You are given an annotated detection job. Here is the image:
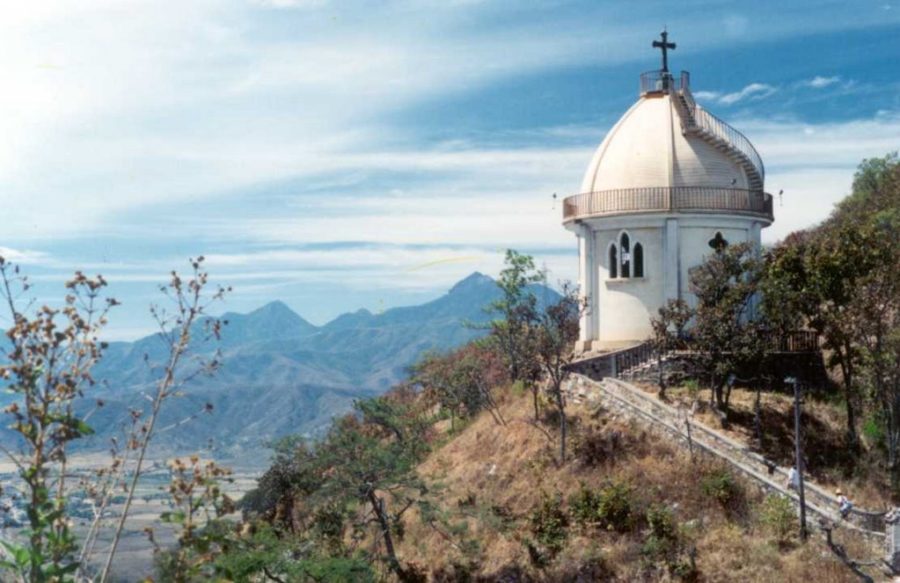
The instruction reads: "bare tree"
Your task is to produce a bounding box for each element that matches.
[650,299,692,400]
[97,257,229,582]
[536,281,584,463]
[0,258,117,582]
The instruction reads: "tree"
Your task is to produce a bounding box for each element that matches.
[0,261,117,582]
[760,231,815,339]
[840,155,900,483]
[316,399,429,581]
[805,223,876,450]
[488,250,544,419]
[689,242,767,420]
[535,282,583,463]
[0,256,229,582]
[98,258,229,582]
[649,299,692,400]
[761,153,900,456]
[413,341,508,428]
[152,457,235,582]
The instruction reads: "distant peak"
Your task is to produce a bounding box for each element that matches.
[246,301,315,329]
[449,272,494,294]
[250,300,296,316]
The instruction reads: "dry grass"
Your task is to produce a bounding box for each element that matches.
[394,388,886,581]
[635,381,892,510]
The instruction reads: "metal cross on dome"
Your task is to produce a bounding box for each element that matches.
[652,30,676,73]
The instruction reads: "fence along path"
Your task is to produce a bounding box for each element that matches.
[565,374,887,539]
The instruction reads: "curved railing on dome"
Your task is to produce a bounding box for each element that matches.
[691,107,766,185]
[640,70,766,188]
[561,187,773,223]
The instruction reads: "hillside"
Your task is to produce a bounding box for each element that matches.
[229,377,883,582]
[69,272,560,460]
[396,389,879,581]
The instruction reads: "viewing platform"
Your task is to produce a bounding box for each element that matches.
[562,186,774,223]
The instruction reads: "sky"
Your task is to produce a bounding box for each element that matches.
[1,0,898,339]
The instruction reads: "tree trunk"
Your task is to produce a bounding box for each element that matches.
[531,383,540,421]
[754,382,764,450]
[841,340,860,451]
[367,488,402,578]
[556,387,567,462]
[889,394,900,503]
[657,350,667,400]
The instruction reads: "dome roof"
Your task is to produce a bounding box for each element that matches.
[581,93,750,193]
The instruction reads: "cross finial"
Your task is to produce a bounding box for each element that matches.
[652,29,676,73]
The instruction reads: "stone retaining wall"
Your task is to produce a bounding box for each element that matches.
[565,374,887,539]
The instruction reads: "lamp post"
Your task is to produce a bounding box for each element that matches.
[785,376,808,540]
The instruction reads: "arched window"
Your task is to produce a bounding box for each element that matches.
[633,243,644,277]
[608,244,618,279]
[620,232,630,278]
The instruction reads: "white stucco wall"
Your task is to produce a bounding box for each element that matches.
[595,225,664,347]
[577,214,765,350]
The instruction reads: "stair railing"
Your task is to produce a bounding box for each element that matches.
[693,108,765,184]
[677,81,765,186]
[613,341,655,378]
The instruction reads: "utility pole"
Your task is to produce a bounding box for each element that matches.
[787,376,808,540]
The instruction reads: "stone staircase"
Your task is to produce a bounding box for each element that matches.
[565,373,888,539]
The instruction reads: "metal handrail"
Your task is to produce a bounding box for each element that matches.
[678,72,696,115]
[671,79,764,185]
[692,106,765,184]
[562,186,773,222]
[613,341,655,378]
[639,70,688,95]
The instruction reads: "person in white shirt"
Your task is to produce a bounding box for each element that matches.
[785,466,800,491]
[836,489,853,519]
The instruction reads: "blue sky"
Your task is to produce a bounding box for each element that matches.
[1,0,898,339]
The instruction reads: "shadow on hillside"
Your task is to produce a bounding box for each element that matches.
[727,401,856,478]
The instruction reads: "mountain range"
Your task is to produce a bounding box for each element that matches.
[61,272,560,462]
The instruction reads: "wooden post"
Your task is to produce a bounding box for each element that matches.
[788,376,808,540]
[684,411,694,462]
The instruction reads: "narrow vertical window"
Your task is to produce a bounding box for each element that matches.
[620,232,630,278]
[633,243,644,277]
[609,244,618,279]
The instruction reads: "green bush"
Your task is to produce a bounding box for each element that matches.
[759,494,795,544]
[646,504,677,542]
[642,505,681,571]
[528,491,569,556]
[863,416,885,445]
[568,483,600,528]
[682,379,701,399]
[596,481,634,532]
[701,468,742,510]
[312,503,346,552]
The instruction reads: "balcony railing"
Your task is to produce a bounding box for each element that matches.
[640,70,692,96]
[562,186,773,222]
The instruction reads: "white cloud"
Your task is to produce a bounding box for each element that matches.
[802,75,841,89]
[736,113,900,242]
[251,0,328,8]
[4,1,896,242]
[0,247,49,265]
[694,83,777,106]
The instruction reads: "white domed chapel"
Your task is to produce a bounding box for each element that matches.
[563,32,774,351]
